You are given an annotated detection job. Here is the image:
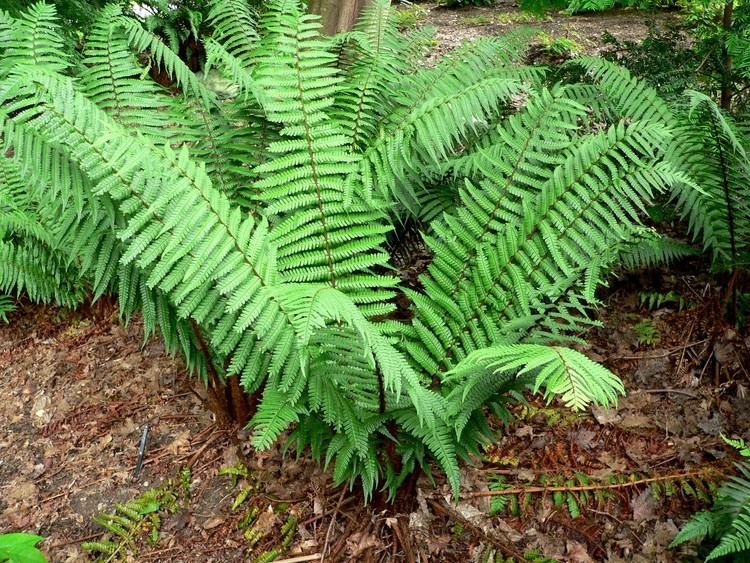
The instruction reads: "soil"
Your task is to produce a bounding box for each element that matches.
[2,5,749,563]
[5,262,749,562]
[412,1,681,59]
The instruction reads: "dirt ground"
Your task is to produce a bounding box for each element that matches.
[2,268,749,562]
[413,1,681,57]
[2,4,749,563]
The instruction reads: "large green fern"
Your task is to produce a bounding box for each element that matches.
[0,0,698,499]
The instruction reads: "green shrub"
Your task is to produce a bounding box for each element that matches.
[602,26,701,99]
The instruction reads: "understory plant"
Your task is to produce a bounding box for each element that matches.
[520,0,676,15]
[0,0,701,498]
[0,533,46,563]
[671,435,750,560]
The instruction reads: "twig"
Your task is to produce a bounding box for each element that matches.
[615,338,709,360]
[139,546,182,560]
[587,508,622,524]
[643,388,701,399]
[49,531,103,549]
[300,497,356,526]
[699,349,715,381]
[734,348,750,383]
[186,429,223,468]
[320,487,347,562]
[676,321,696,376]
[469,468,710,497]
[132,423,150,481]
[274,555,322,563]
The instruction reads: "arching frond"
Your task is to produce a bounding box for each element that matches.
[252,0,397,317]
[207,0,258,67]
[667,91,750,270]
[0,2,69,74]
[406,121,676,376]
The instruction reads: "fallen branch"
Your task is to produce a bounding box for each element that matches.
[615,339,709,361]
[469,468,716,497]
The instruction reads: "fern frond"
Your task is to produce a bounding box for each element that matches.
[204,38,265,106]
[352,76,526,208]
[252,0,397,317]
[0,2,69,75]
[395,409,460,494]
[673,462,750,560]
[250,385,302,449]
[270,284,445,427]
[1,71,297,391]
[0,294,16,322]
[708,510,750,559]
[448,344,623,413]
[667,91,750,269]
[116,13,216,107]
[618,228,698,270]
[446,85,586,181]
[206,0,258,67]
[406,120,676,376]
[570,57,674,127]
[0,154,84,307]
[79,5,182,140]
[331,0,410,151]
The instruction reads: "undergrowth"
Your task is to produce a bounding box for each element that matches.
[0,0,748,531]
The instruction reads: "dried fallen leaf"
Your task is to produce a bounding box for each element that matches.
[618,414,653,429]
[567,540,595,563]
[515,424,534,438]
[202,515,225,530]
[590,405,621,425]
[345,532,381,558]
[571,428,597,449]
[167,430,191,454]
[631,489,657,522]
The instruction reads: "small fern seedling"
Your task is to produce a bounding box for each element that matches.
[634,319,661,346]
[82,484,179,561]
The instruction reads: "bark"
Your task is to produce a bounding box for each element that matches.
[307,0,371,34]
[720,0,734,110]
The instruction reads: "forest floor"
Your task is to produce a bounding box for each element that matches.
[4,260,749,563]
[407,0,680,60]
[2,5,748,563]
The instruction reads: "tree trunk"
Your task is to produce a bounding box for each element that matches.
[720,0,734,110]
[307,0,370,34]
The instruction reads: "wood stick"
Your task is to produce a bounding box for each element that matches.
[468,468,710,497]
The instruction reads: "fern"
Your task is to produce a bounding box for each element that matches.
[82,484,178,561]
[252,0,397,319]
[618,229,698,270]
[672,462,750,560]
[0,2,69,74]
[667,91,750,271]
[78,5,183,141]
[0,294,15,322]
[723,434,750,458]
[0,0,698,500]
[446,345,624,415]
[207,0,258,67]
